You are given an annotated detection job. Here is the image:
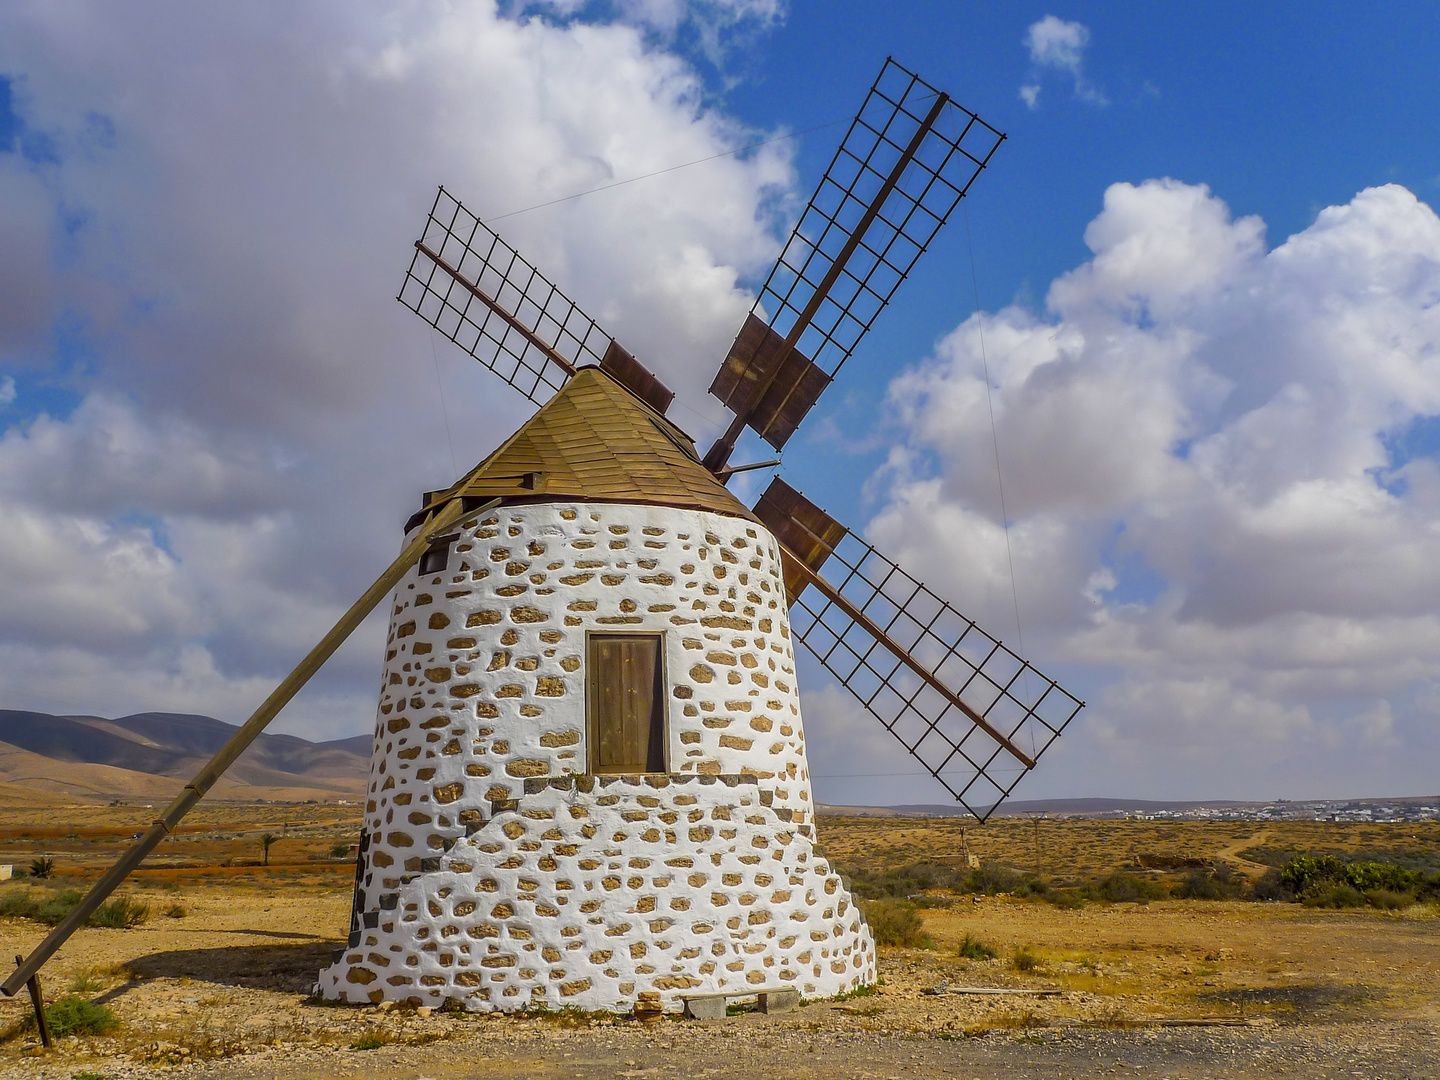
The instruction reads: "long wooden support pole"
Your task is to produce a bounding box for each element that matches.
[413,241,577,378]
[778,542,1036,770]
[1,495,497,998]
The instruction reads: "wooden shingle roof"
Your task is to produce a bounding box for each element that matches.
[438,367,757,523]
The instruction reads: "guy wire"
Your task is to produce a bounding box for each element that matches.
[429,328,460,478]
[962,203,1035,754]
[483,118,847,224]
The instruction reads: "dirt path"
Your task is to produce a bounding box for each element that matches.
[1215,828,1274,876]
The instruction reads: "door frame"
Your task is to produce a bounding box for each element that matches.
[583,630,668,775]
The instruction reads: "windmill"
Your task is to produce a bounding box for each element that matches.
[1,58,1082,1020]
[305,58,1082,1012]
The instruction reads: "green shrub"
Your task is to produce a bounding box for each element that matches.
[351,1029,392,1050]
[962,863,1024,896]
[1303,882,1365,908]
[88,896,149,928]
[1280,854,1348,893]
[0,888,38,920]
[1250,868,1294,902]
[0,889,150,928]
[1048,889,1086,910]
[67,972,104,993]
[1346,861,1421,893]
[1363,889,1412,911]
[958,933,997,961]
[44,995,119,1037]
[330,842,352,859]
[1281,855,1423,908]
[860,899,933,948]
[1174,865,1239,900]
[842,859,1054,901]
[909,894,955,909]
[35,890,83,926]
[1013,876,1049,898]
[1089,872,1167,904]
[28,856,54,879]
[842,861,963,901]
[1011,946,1040,973]
[1423,872,1440,904]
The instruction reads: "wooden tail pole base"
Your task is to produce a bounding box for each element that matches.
[17,955,51,1049]
[0,495,497,1000]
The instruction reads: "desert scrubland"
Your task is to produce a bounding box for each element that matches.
[0,804,1432,1078]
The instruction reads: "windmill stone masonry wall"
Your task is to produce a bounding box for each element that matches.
[315,500,876,1011]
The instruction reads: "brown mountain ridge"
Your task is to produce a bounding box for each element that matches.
[0,710,369,804]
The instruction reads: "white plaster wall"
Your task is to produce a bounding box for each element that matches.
[365,502,814,821]
[315,774,876,1010]
[315,501,876,1010]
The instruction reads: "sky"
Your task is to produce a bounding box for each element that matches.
[2,1,1439,807]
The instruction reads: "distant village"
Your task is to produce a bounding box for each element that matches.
[869,795,1440,824]
[1105,799,1440,824]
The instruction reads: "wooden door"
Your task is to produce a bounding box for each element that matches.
[587,634,666,773]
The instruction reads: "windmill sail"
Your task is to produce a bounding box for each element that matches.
[752,478,1083,821]
[705,58,1004,468]
[399,187,615,406]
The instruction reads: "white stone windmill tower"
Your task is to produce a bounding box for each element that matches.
[314,59,1084,1013]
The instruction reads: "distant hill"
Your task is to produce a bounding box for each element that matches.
[886,798,1250,817]
[819,795,1440,819]
[810,798,1237,818]
[0,710,369,803]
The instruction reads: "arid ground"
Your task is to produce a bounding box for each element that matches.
[0,805,1433,1078]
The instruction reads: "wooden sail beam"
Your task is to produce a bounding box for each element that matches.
[705,91,950,471]
[778,540,1036,771]
[1,495,500,999]
[414,239,578,379]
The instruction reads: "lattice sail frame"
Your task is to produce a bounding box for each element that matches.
[787,531,1084,820]
[399,187,613,406]
[743,58,1004,399]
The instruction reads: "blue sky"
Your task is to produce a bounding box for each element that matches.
[706,3,1440,519]
[2,2,1439,807]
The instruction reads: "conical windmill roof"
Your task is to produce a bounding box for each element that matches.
[435,366,759,523]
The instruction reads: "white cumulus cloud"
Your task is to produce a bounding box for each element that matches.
[0,0,794,737]
[1021,14,1106,109]
[873,179,1440,800]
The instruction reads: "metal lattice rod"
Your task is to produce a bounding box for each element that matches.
[398,187,612,407]
[751,58,1003,384]
[788,531,1083,821]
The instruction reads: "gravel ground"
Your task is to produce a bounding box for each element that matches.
[0,941,1433,1080]
[0,846,1434,1079]
[4,1010,1436,1080]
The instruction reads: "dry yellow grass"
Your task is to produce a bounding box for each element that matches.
[816,813,1440,883]
[0,804,1432,1076]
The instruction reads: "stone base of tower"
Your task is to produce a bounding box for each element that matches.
[315,774,876,1012]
